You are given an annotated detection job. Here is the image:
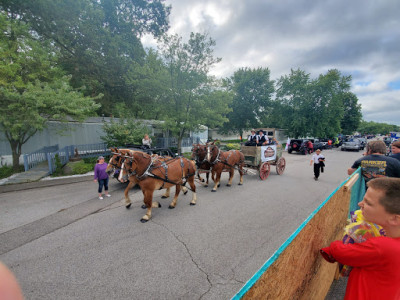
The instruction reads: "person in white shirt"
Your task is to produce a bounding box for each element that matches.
[257,130,269,146]
[142,134,152,148]
[310,149,325,181]
[245,129,258,146]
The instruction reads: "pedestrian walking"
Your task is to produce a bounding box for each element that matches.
[94,156,111,200]
[310,149,325,180]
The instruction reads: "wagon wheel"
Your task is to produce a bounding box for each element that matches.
[259,162,270,180]
[276,157,286,175]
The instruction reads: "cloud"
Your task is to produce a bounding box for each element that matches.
[144,0,400,125]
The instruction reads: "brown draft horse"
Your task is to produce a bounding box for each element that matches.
[106,148,187,201]
[119,151,197,222]
[206,142,245,192]
[191,144,214,187]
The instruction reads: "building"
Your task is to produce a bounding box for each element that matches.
[0,117,208,166]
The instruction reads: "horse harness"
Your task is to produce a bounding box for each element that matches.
[207,146,243,169]
[125,154,195,190]
[192,145,211,173]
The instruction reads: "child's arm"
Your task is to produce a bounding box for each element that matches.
[320,238,382,267]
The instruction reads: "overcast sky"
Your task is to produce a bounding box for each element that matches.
[143,0,400,126]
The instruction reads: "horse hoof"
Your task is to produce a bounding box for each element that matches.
[168,205,175,209]
[141,204,146,209]
[238,183,243,185]
[161,196,168,199]
[190,203,196,206]
[226,184,231,187]
[158,203,162,208]
[140,218,148,223]
[184,190,188,195]
[204,185,208,188]
[218,184,220,187]
[211,190,217,192]
[126,204,131,209]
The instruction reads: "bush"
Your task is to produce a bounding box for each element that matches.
[221,139,242,143]
[0,165,24,179]
[182,152,193,160]
[52,154,64,176]
[225,143,241,150]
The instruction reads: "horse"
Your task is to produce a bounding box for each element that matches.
[191,144,214,187]
[106,148,187,202]
[119,151,197,222]
[205,142,245,192]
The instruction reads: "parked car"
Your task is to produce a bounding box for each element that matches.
[287,139,309,155]
[313,138,329,150]
[357,138,367,150]
[341,138,362,152]
[288,139,322,154]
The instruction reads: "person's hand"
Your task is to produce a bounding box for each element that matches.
[94,179,97,182]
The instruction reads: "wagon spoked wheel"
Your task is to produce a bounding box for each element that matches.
[259,162,270,180]
[276,157,286,175]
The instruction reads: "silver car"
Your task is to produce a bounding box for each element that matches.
[341,138,362,151]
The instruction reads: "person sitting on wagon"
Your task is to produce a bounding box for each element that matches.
[142,134,152,149]
[245,129,258,146]
[257,130,269,146]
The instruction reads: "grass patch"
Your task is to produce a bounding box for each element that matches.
[70,160,94,174]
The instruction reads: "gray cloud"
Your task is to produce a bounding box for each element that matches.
[159,0,400,125]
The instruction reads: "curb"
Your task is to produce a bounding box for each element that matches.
[0,175,93,193]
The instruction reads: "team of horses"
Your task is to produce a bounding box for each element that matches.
[106,143,245,222]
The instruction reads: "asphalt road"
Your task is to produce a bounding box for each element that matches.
[0,148,364,300]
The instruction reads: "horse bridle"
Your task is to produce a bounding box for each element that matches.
[206,144,221,164]
[192,145,208,165]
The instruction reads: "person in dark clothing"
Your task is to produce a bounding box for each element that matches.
[245,129,258,146]
[257,130,269,146]
[348,141,400,183]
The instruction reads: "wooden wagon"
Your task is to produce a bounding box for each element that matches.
[240,144,286,180]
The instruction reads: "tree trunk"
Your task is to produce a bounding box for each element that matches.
[10,140,21,172]
[177,136,182,155]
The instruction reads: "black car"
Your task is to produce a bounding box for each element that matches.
[287,139,309,155]
[288,139,324,154]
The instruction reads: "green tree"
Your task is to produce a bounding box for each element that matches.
[357,120,399,135]
[222,67,274,138]
[0,0,171,115]
[275,69,312,138]
[0,14,100,170]
[275,68,360,138]
[341,92,362,135]
[101,118,149,147]
[158,32,230,153]
[308,69,348,138]
[123,48,170,119]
